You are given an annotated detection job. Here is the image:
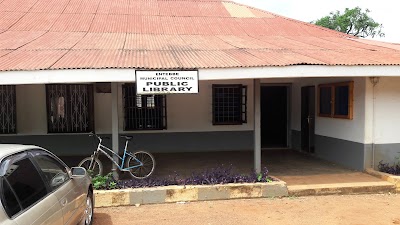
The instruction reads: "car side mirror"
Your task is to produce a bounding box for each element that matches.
[70,167,86,178]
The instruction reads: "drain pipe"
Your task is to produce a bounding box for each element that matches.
[369,77,380,169]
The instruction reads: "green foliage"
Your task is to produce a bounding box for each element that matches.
[313,7,384,38]
[87,170,95,178]
[92,173,117,190]
[256,168,272,183]
[257,173,263,182]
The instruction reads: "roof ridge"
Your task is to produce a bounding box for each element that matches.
[346,37,400,52]
[227,1,352,39]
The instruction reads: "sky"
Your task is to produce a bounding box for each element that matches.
[233,0,400,43]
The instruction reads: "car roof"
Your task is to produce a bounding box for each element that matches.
[0,144,44,160]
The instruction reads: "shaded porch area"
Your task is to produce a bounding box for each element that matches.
[62,149,382,185]
[153,149,381,185]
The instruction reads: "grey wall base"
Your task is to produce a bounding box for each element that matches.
[291,130,366,170]
[1,131,397,171]
[0,131,254,156]
[373,144,400,169]
[314,135,400,171]
[314,135,366,171]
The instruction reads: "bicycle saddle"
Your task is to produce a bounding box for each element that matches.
[121,135,133,140]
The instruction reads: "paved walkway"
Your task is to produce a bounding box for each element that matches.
[93,194,400,225]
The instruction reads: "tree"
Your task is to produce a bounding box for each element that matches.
[313,7,385,38]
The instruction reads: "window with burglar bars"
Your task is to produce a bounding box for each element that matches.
[212,84,247,125]
[0,85,16,134]
[123,84,167,130]
[46,84,94,133]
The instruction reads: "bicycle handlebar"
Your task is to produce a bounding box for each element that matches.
[89,132,115,142]
[89,132,102,142]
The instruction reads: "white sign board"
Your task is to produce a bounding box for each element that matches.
[136,71,199,94]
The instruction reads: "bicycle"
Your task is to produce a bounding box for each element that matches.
[78,132,155,179]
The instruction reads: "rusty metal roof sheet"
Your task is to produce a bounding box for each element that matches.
[0,0,400,71]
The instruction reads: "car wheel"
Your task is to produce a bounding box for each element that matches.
[84,192,94,225]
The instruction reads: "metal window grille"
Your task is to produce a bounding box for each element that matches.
[123,84,167,130]
[0,85,16,134]
[46,84,94,133]
[212,84,247,125]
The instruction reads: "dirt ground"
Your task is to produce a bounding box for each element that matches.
[93,194,400,225]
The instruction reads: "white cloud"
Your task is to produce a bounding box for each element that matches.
[233,0,400,43]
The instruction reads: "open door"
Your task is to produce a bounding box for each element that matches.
[261,86,289,148]
[301,86,315,153]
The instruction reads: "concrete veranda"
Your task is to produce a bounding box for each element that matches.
[152,149,383,185]
[62,149,384,185]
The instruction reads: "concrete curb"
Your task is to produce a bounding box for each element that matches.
[94,181,288,208]
[288,181,396,197]
[365,168,400,192]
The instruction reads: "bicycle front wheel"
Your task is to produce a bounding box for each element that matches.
[126,151,155,179]
[79,157,103,177]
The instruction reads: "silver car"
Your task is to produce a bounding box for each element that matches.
[0,144,94,225]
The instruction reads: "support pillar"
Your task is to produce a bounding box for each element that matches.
[254,79,261,173]
[111,82,119,180]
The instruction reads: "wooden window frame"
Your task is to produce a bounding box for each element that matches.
[318,81,354,120]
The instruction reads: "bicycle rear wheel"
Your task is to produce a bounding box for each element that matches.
[79,157,103,177]
[125,151,155,179]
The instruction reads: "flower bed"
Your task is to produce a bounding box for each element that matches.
[93,166,275,190]
[378,161,400,175]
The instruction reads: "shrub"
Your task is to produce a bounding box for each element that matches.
[92,173,117,190]
[378,161,400,175]
[117,165,274,190]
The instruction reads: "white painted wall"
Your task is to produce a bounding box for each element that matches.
[290,77,368,144]
[13,81,257,135]
[118,80,255,133]
[12,77,400,146]
[94,92,112,134]
[369,77,400,144]
[14,84,115,135]
[16,85,47,135]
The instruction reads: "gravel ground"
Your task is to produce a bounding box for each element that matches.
[93,194,400,225]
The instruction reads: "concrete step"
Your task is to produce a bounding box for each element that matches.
[288,181,396,196]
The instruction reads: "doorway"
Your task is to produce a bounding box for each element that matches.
[260,86,289,148]
[301,86,315,153]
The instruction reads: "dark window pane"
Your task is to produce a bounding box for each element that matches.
[334,85,349,116]
[1,178,21,217]
[0,85,16,134]
[32,153,69,190]
[319,86,332,115]
[212,85,246,125]
[123,84,166,130]
[47,84,94,133]
[3,156,48,210]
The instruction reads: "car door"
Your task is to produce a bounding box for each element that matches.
[30,150,86,225]
[0,151,63,225]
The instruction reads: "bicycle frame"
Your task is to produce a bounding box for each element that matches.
[91,134,142,171]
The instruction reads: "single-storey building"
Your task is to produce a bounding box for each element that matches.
[0,0,400,173]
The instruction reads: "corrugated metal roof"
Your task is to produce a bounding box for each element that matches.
[0,0,400,71]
